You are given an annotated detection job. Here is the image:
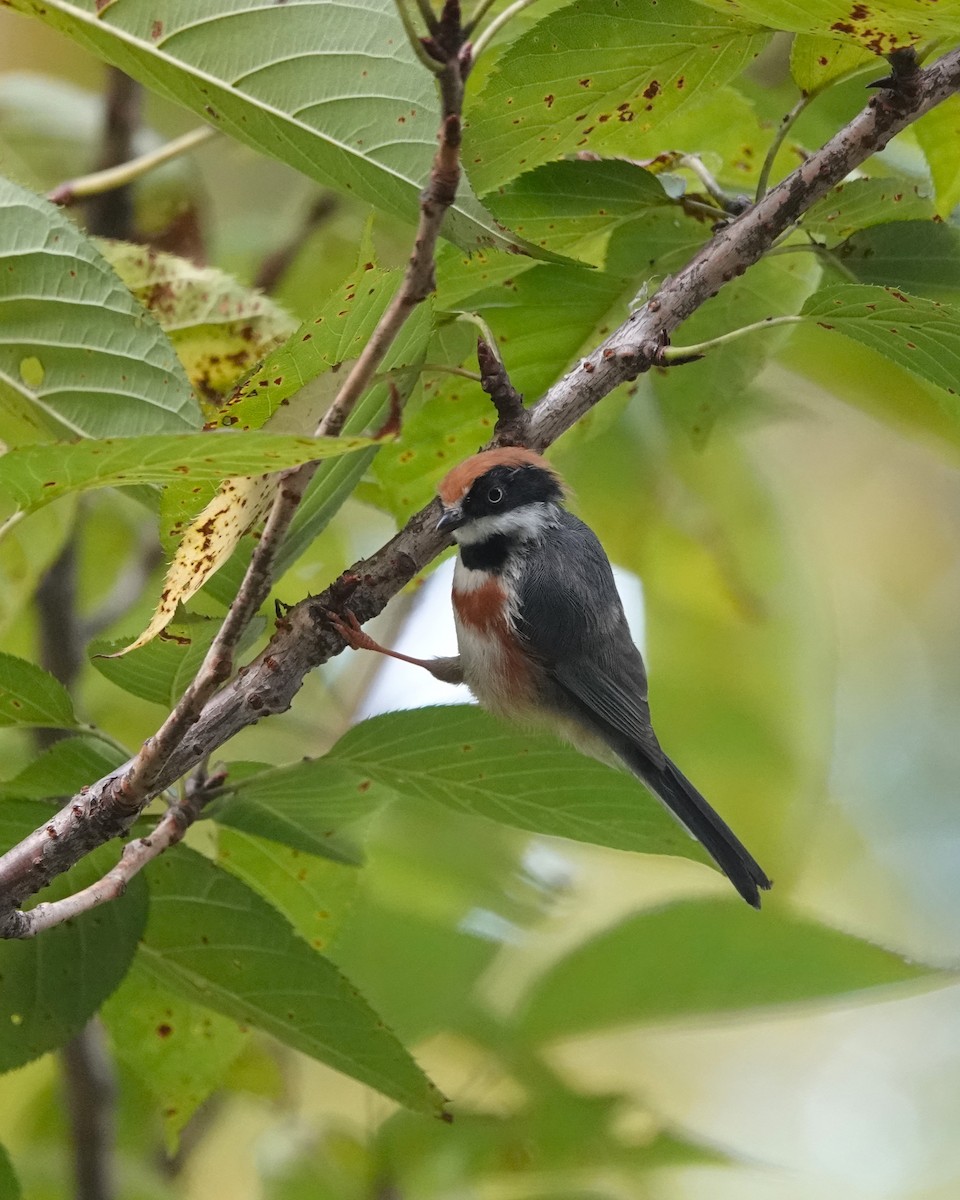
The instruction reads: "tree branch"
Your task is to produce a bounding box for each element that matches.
[2,44,960,937]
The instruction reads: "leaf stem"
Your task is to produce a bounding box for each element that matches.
[659,315,803,362]
[394,0,445,73]
[48,126,215,206]
[471,0,542,60]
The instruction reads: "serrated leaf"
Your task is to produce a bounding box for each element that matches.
[4,0,514,253]
[0,173,199,439]
[801,283,960,403]
[691,0,960,51]
[0,431,373,515]
[101,958,247,1152]
[217,826,362,950]
[519,898,943,1041]
[103,242,297,412]
[212,268,419,433]
[802,177,935,241]
[212,757,390,862]
[0,735,125,799]
[789,33,875,93]
[0,652,78,729]
[138,846,445,1115]
[328,707,714,867]
[0,798,148,1071]
[485,159,675,266]
[833,220,960,299]
[914,95,960,219]
[91,614,265,705]
[464,0,768,195]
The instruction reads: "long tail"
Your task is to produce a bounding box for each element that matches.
[634,753,772,908]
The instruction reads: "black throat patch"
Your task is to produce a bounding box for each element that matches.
[459,534,512,573]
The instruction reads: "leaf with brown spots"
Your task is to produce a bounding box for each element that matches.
[0,652,79,730]
[103,243,297,419]
[139,847,446,1115]
[695,0,960,55]
[463,0,768,194]
[789,32,875,93]
[802,283,960,403]
[101,959,247,1152]
[0,431,373,515]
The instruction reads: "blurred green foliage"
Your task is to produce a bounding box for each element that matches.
[1,1,960,1198]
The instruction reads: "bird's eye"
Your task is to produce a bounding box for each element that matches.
[487,487,503,504]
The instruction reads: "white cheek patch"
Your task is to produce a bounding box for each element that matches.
[453,502,557,546]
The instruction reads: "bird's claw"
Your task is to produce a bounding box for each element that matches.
[327,608,374,652]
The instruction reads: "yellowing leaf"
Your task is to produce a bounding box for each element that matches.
[102,243,297,415]
[109,475,276,657]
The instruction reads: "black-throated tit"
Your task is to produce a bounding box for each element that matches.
[332,447,771,907]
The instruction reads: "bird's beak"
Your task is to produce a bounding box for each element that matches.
[436,504,464,534]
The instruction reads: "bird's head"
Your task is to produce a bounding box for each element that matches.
[436,448,565,545]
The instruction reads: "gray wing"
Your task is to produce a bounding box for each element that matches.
[515,510,665,769]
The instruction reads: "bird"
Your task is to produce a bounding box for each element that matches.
[330,446,772,908]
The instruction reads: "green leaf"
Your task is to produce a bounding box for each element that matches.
[0,173,199,440]
[802,177,935,242]
[101,958,247,1152]
[0,798,148,1071]
[464,0,768,195]
[139,846,445,1115]
[0,652,78,729]
[103,242,297,411]
[788,33,875,93]
[656,250,821,443]
[328,707,713,866]
[4,0,513,253]
[0,735,125,799]
[0,1142,21,1200]
[211,267,420,434]
[801,283,960,402]
[914,95,960,219]
[212,757,390,862]
[90,614,264,707]
[484,158,675,266]
[217,826,362,951]
[0,430,374,515]
[690,0,960,50]
[833,221,960,299]
[519,898,943,1041]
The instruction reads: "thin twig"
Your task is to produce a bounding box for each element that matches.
[48,126,215,207]
[2,43,960,936]
[19,767,221,938]
[476,336,531,446]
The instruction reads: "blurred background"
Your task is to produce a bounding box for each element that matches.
[1,10,960,1199]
